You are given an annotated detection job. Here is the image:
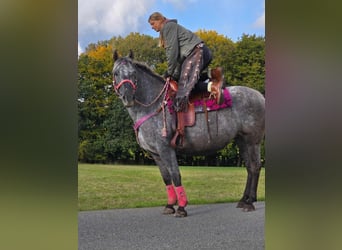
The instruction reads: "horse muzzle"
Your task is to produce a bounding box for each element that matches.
[123,99,135,107]
[119,94,135,107]
[113,79,137,107]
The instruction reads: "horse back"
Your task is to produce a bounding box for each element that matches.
[177,86,265,154]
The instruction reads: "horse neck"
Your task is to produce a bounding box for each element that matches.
[134,68,166,112]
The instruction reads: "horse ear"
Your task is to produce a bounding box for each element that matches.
[113,50,119,62]
[128,50,134,59]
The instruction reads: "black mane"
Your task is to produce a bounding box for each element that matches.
[132,60,164,82]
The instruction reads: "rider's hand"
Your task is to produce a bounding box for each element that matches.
[163,71,172,80]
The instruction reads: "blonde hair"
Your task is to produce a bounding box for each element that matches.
[148,12,167,48]
[148,12,166,22]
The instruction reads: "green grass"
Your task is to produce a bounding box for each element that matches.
[78,164,265,211]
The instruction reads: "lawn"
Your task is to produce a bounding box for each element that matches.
[78,164,265,211]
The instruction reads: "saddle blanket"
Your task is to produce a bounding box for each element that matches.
[167,88,232,114]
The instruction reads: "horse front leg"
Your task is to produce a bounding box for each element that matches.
[164,149,188,217]
[150,153,176,214]
[151,151,188,217]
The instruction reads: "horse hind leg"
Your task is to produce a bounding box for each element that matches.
[236,137,262,212]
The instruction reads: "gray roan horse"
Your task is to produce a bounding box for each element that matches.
[112,51,265,217]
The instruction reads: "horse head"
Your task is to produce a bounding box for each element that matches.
[112,50,137,107]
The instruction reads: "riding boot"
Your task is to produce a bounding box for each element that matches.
[173,95,188,112]
[174,69,199,112]
[208,67,224,105]
[174,83,189,112]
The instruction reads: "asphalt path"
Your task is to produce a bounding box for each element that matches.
[78,201,264,250]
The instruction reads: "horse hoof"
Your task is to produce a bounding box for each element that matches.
[174,206,187,217]
[163,204,175,214]
[236,201,245,208]
[242,203,255,212]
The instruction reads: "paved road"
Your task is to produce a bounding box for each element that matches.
[79,202,264,250]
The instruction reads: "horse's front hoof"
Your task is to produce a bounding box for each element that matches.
[174,206,187,217]
[163,204,176,214]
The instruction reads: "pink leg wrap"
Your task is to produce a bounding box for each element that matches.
[166,185,177,205]
[175,186,188,207]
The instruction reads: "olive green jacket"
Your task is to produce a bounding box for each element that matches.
[161,19,202,79]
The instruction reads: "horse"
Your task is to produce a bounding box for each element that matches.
[112,51,265,217]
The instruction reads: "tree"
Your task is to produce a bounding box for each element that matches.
[196,29,235,78]
[78,34,166,163]
[102,99,138,163]
[78,32,265,165]
[78,43,114,162]
[229,34,265,94]
[109,32,166,74]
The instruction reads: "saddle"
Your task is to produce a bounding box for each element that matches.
[169,83,213,148]
[167,68,230,148]
[170,102,195,148]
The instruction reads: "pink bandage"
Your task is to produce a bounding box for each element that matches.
[166,185,177,205]
[175,186,188,207]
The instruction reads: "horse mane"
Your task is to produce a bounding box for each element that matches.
[132,60,164,82]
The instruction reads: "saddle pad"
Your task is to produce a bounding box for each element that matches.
[193,88,232,112]
[167,88,232,114]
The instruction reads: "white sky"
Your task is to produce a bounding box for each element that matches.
[78,0,265,55]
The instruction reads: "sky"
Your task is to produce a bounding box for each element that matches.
[78,0,265,55]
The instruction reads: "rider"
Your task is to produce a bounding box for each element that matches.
[148,12,224,112]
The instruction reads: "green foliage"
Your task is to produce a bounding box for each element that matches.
[109,32,166,73]
[229,34,265,94]
[102,99,138,162]
[196,29,235,74]
[78,31,265,165]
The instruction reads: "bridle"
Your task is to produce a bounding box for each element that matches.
[113,76,170,108]
[113,74,171,139]
[113,78,136,95]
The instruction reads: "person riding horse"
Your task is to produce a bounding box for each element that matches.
[148,12,224,112]
[112,53,265,216]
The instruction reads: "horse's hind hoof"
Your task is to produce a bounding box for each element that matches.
[174,206,187,217]
[236,201,245,208]
[237,201,255,211]
[242,203,255,212]
[163,204,175,214]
